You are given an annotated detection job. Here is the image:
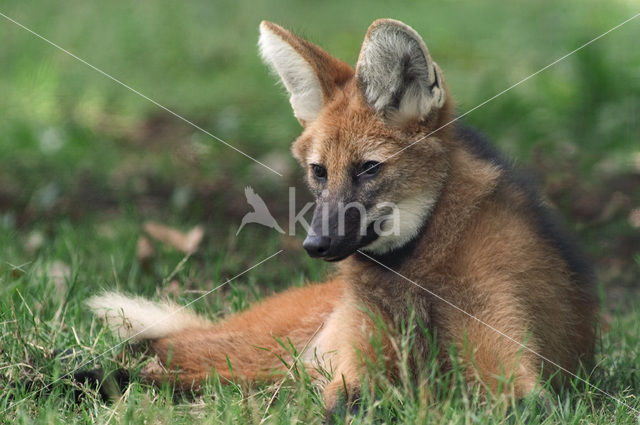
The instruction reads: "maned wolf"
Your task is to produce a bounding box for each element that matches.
[89,19,597,416]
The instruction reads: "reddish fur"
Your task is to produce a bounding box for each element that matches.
[146,279,345,385]
[112,19,595,414]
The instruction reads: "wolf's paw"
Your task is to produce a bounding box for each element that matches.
[323,383,361,424]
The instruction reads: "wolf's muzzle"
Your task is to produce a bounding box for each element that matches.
[302,200,378,261]
[302,235,332,258]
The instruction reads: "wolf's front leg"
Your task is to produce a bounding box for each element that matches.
[315,297,394,420]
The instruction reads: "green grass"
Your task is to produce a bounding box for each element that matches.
[1,0,639,423]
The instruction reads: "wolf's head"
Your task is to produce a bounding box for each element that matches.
[259,19,454,261]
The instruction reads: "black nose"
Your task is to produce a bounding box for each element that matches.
[303,235,331,257]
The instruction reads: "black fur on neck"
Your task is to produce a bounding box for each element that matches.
[356,213,432,270]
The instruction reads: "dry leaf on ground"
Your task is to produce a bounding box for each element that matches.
[35,260,71,294]
[136,235,155,265]
[143,222,204,254]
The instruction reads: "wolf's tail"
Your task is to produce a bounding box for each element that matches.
[87,280,344,385]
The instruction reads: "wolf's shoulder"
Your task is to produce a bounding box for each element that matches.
[455,122,594,287]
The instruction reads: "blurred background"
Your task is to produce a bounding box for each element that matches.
[0,1,639,319]
[1,1,640,421]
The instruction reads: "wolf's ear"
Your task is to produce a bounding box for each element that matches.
[259,21,353,126]
[356,19,446,125]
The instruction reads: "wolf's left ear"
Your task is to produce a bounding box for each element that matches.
[356,19,446,124]
[259,21,353,126]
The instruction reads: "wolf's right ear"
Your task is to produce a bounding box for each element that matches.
[356,19,446,125]
[259,21,353,126]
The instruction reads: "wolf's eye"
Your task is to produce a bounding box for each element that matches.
[360,161,382,177]
[311,164,327,180]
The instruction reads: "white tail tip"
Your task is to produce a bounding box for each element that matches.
[87,292,210,340]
